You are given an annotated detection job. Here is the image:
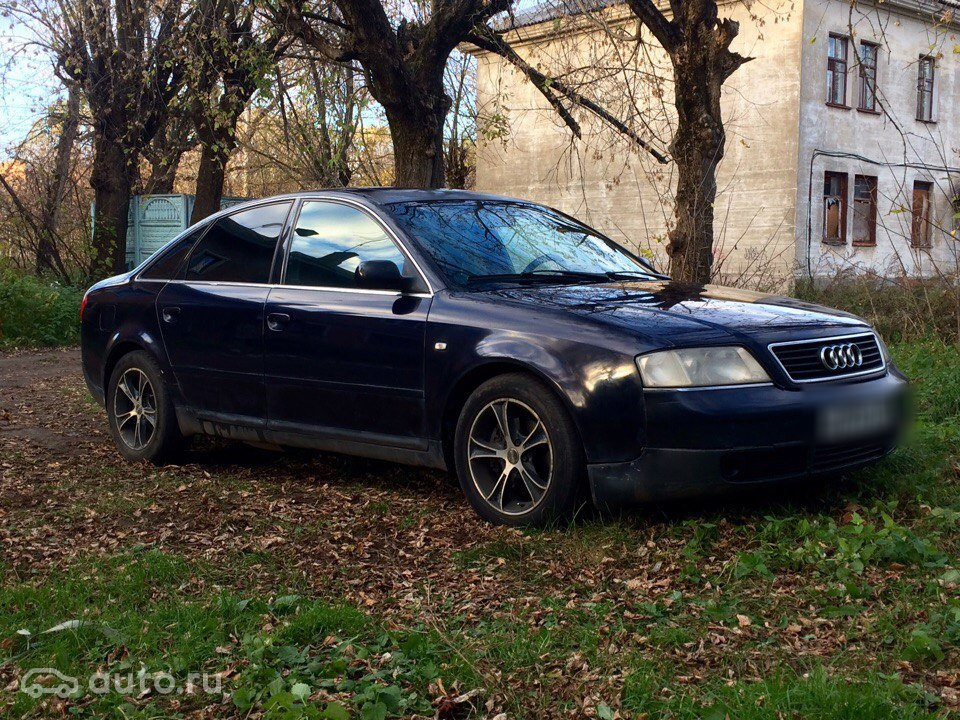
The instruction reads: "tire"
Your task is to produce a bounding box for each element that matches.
[106,350,185,464]
[454,373,586,527]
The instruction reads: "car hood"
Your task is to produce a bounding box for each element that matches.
[481,280,869,346]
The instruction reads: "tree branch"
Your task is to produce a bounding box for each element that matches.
[468,26,669,164]
[624,0,681,51]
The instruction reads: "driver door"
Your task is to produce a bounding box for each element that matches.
[263,200,432,445]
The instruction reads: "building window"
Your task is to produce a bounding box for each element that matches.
[911,180,933,248]
[917,56,935,122]
[858,42,878,112]
[823,172,848,244]
[852,175,878,246]
[827,34,849,107]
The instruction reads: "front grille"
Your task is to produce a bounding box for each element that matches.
[769,332,884,383]
[811,440,887,473]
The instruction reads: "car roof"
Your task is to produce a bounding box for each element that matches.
[237,187,526,207]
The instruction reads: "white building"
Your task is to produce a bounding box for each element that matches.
[468,0,960,285]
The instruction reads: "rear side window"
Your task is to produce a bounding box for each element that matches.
[284,201,409,288]
[139,227,205,280]
[185,202,292,283]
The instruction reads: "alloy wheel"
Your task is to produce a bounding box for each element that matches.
[467,398,553,516]
[113,368,157,451]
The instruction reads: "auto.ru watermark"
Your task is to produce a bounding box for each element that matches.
[20,667,222,699]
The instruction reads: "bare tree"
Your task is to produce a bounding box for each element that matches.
[621,0,750,283]
[277,0,664,189]
[276,58,362,187]
[444,50,476,189]
[188,0,290,222]
[42,0,191,275]
[0,90,93,281]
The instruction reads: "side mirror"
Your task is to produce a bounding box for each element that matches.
[356,260,408,292]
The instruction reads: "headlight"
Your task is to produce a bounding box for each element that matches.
[637,346,771,388]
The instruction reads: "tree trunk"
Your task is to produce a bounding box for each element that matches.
[190,143,231,224]
[666,62,723,285]
[384,93,448,188]
[90,134,133,277]
[664,1,747,285]
[143,153,181,195]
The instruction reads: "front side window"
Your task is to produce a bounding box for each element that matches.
[827,34,848,106]
[386,200,655,288]
[917,56,935,122]
[284,201,410,288]
[858,42,878,111]
[140,226,205,279]
[911,180,933,248]
[853,175,878,246]
[823,172,848,244]
[185,202,291,283]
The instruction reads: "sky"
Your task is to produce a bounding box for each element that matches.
[1,15,64,158]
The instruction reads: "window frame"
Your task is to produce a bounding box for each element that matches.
[180,200,295,285]
[279,197,433,296]
[852,175,878,247]
[823,171,849,245]
[911,180,934,249]
[857,41,879,113]
[916,55,936,123]
[826,33,850,108]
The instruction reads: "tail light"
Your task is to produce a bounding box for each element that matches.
[80,292,89,321]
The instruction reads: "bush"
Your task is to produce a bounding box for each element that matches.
[795,276,960,344]
[0,260,82,348]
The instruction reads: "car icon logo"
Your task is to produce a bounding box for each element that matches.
[819,342,863,371]
[20,668,80,699]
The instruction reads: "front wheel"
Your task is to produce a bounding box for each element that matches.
[106,350,184,464]
[454,373,586,526]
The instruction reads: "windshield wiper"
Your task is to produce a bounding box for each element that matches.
[466,269,607,284]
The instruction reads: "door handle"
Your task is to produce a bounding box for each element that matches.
[161,306,181,324]
[267,312,291,331]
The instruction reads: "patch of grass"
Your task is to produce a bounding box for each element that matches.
[0,261,82,348]
[622,664,938,719]
[0,550,475,719]
[452,534,548,570]
[893,339,960,422]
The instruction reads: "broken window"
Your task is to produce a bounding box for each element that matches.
[827,35,849,106]
[911,180,933,248]
[823,172,848,244]
[853,175,878,246]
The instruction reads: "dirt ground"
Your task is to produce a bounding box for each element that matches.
[0,347,511,606]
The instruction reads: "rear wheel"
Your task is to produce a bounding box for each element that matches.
[106,351,184,464]
[454,373,585,526]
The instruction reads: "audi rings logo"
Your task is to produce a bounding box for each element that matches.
[820,343,864,371]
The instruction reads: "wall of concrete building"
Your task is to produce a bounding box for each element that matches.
[472,0,805,288]
[795,0,960,279]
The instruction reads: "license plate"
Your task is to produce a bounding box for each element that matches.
[818,399,896,443]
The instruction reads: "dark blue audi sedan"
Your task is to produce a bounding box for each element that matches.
[80,189,907,525]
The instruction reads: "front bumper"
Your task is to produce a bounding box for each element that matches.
[588,370,908,508]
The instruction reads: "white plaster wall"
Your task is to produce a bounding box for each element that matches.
[795,0,960,278]
[472,0,805,287]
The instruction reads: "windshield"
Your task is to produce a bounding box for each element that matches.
[385,200,659,288]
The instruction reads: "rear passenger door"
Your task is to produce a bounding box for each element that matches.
[157,202,292,425]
